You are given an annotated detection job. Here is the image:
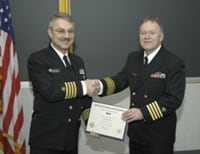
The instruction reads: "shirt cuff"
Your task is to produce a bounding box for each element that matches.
[98,80,103,95]
[81,81,87,95]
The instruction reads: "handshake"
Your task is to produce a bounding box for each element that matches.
[84,79,101,97]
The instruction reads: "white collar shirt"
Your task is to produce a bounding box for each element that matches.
[50,43,71,66]
[144,45,161,64]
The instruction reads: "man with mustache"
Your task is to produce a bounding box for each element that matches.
[28,12,99,154]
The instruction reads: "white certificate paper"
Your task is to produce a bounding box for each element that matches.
[86,101,127,140]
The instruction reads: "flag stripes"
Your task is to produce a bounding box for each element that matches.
[0,0,26,153]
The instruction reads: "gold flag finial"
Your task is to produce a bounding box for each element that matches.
[59,0,71,15]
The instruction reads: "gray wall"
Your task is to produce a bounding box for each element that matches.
[10,0,200,81]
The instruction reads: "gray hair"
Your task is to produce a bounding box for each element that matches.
[48,12,74,29]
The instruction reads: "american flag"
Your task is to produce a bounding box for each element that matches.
[0,0,26,153]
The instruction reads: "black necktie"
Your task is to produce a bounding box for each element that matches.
[144,56,148,65]
[63,55,71,68]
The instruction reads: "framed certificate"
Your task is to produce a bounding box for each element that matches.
[86,101,127,140]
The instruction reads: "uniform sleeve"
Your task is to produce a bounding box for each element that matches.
[81,96,92,125]
[100,62,129,96]
[28,54,84,102]
[141,58,186,122]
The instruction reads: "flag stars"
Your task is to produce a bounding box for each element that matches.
[0,8,3,13]
[5,5,9,10]
[4,17,8,23]
[1,0,13,34]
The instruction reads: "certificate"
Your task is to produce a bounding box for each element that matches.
[86,101,127,140]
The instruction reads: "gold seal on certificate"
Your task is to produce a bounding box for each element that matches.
[86,101,127,140]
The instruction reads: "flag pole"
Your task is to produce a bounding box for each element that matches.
[58,0,73,53]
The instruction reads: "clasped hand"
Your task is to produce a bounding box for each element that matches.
[85,79,101,97]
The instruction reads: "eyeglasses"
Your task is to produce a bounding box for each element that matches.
[51,28,74,35]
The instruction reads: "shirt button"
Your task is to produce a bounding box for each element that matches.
[132,92,136,96]
[68,118,71,123]
[61,87,65,92]
[69,105,73,110]
[161,107,167,112]
[131,102,135,106]
[144,95,148,99]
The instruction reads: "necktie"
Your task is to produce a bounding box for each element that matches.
[63,55,71,68]
[144,56,148,65]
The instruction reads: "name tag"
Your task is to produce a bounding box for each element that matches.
[48,68,60,73]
